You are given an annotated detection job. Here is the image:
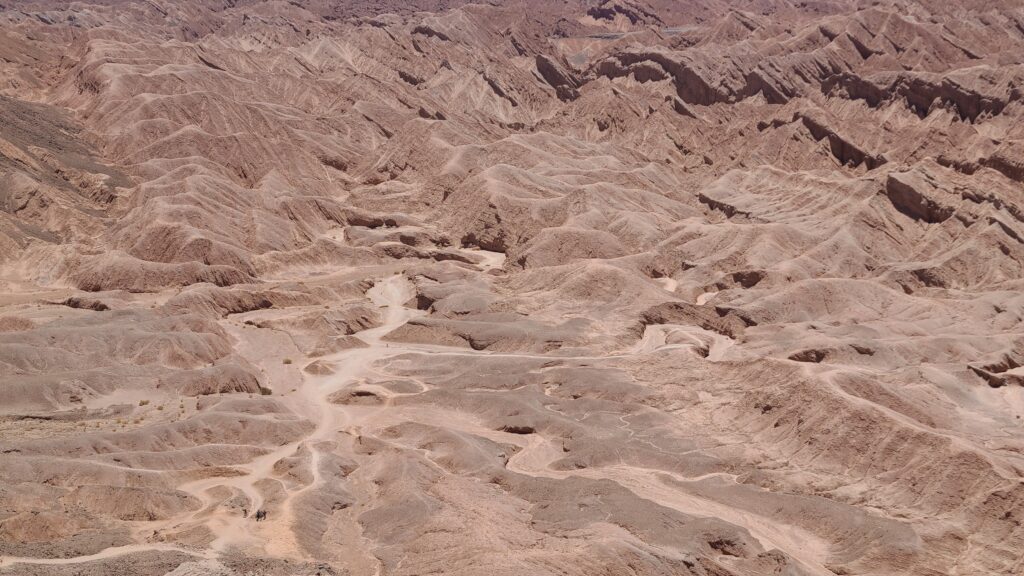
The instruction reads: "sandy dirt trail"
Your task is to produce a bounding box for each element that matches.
[504,434,834,576]
[0,273,420,571]
[176,273,421,560]
[0,544,210,567]
[257,273,420,568]
[0,252,819,573]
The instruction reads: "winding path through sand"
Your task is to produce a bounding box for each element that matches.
[1,250,826,574]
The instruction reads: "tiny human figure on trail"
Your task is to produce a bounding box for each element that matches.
[242,508,248,518]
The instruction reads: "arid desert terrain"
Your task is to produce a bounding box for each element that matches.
[1,0,1023,574]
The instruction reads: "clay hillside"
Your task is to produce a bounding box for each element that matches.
[1,1,1023,575]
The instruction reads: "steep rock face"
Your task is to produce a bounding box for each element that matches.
[1,1,1023,576]
[536,54,581,101]
[884,171,956,224]
[587,0,665,28]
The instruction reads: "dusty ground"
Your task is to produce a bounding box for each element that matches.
[1,1,1024,575]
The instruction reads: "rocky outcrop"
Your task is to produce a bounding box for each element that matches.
[640,301,753,339]
[536,55,580,101]
[883,171,955,224]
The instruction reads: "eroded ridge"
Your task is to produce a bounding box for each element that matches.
[1,1,1024,575]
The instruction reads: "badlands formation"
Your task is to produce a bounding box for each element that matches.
[1,0,1024,574]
